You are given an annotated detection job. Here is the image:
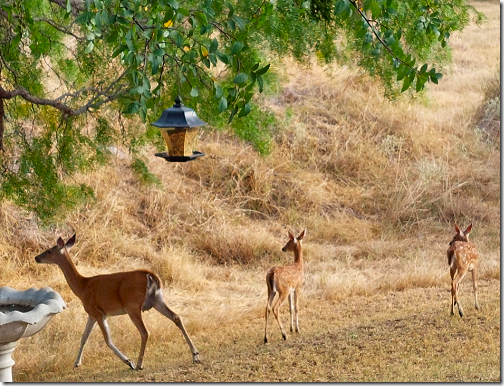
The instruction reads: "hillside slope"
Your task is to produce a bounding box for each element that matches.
[1,0,500,382]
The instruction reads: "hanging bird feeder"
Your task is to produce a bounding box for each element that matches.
[151,96,206,162]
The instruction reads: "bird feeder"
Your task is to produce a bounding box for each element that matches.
[151,96,206,162]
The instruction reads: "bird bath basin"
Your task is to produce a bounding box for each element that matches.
[0,286,66,382]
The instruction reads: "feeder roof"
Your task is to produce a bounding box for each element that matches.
[151,96,207,128]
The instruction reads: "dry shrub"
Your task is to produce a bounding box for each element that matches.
[189,221,279,266]
[148,244,208,291]
[0,3,501,382]
[303,212,379,245]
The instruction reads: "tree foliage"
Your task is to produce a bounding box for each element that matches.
[0,0,482,221]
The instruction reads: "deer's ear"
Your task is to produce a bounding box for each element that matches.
[57,237,65,249]
[465,224,472,234]
[454,224,460,234]
[66,234,76,249]
[298,228,307,240]
[288,231,295,240]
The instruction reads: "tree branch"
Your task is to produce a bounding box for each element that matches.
[349,1,414,71]
[47,0,85,15]
[0,69,130,117]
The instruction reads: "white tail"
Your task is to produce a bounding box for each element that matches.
[34,234,200,370]
[264,229,306,343]
[447,223,480,317]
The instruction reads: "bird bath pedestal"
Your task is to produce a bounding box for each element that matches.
[0,287,66,382]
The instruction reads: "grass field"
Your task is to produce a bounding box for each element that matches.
[1,0,500,382]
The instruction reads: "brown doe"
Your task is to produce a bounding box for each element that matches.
[264,229,306,343]
[34,234,200,370]
[447,223,480,317]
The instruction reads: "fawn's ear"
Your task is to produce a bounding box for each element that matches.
[464,224,472,235]
[297,228,307,240]
[66,233,76,249]
[57,237,65,249]
[288,231,295,240]
[454,224,461,234]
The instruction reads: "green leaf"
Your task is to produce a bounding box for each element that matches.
[230,41,244,55]
[190,88,199,97]
[123,101,141,114]
[238,102,251,118]
[232,15,246,31]
[228,105,239,123]
[371,48,381,56]
[150,54,163,75]
[415,74,427,92]
[194,11,207,25]
[430,72,443,84]
[370,1,381,18]
[255,63,270,76]
[257,76,264,92]
[216,51,229,64]
[401,76,412,93]
[177,8,190,17]
[112,44,127,58]
[227,87,237,100]
[75,11,94,24]
[396,64,406,81]
[210,38,218,52]
[233,72,248,84]
[218,96,228,112]
[334,0,349,15]
[171,30,183,47]
[166,0,179,9]
[153,48,165,57]
[215,85,224,98]
[84,41,94,54]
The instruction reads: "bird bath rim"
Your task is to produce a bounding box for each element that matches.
[0,286,67,343]
[0,286,66,382]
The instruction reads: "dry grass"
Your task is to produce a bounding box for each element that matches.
[1,1,500,382]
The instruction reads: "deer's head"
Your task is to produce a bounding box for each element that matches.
[35,234,76,265]
[449,224,472,245]
[282,229,307,252]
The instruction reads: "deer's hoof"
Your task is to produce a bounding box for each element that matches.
[125,359,135,369]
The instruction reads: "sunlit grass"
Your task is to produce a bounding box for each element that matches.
[1,1,499,382]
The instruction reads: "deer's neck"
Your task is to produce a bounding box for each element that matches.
[293,244,303,267]
[57,251,87,298]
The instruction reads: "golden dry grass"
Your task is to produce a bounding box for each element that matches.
[1,0,500,382]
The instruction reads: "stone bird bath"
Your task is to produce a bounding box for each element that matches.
[0,286,66,382]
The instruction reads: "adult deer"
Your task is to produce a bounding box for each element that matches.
[34,234,199,370]
[264,228,306,343]
[447,223,480,317]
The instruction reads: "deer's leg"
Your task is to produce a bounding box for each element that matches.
[264,289,276,344]
[96,317,135,369]
[288,291,295,333]
[153,296,200,363]
[450,267,456,315]
[452,268,469,317]
[451,279,460,316]
[471,266,480,310]
[293,287,300,333]
[126,306,149,370]
[74,316,96,368]
[272,291,289,340]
